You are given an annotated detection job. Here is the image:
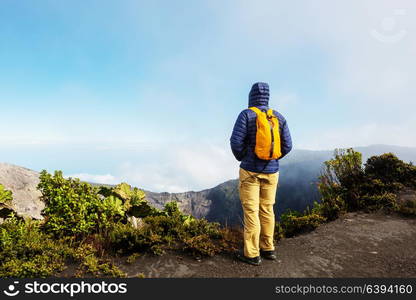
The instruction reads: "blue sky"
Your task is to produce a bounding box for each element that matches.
[1,0,415,192]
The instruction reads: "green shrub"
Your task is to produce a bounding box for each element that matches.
[183,234,221,257]
[107,201,226,258]
[0,184,13,206]
[38,170,127,238]
[318,148,364,217]
[126,252,141,264]
[274,222,285,241]
[112,183,158,217]
[365,153,416,189]
[107,222,166,256]
[0,185,14,219]
[359,193,398,212]
[315,186,346,221]
[106,222,143,254]
[317,149,416,217]
[0,214,70,277]
[38,170,102,237]
[0,214,126,278]
[2,167,248,277]
[185,218,222,239]
[74,253,126,277]
[279,210,326,238]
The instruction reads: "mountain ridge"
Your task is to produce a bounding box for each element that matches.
[1,144,416,224]
[142,144,416,224]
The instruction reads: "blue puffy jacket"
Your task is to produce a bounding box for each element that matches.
[230,82,292,173]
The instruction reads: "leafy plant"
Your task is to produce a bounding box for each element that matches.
[183,234,220,257]
[126,252,141,264]
[38,170,128,238]
[0,184,13,206]
[365,153,416,188]
[71,243,125,278]
[317,149,416,217]
[0,185,14,219]
[278,209,326,238]
[0,214,70,277]
[38,170,102,237]
[112,183,157,217]
[107,201,232,258]
[318,148,364,218]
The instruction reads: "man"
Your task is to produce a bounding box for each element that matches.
[230,82,292,266]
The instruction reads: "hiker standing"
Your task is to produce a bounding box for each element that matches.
[230,82,292,265]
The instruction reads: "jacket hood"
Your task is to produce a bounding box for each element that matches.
[248,82,269,108]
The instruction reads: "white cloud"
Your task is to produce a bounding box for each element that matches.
[0,135,68,146]
[66,173,119,185]
[114,142,239,192]
[299,119,416,150]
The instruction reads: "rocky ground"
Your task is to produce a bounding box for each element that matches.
[108,212,416,278]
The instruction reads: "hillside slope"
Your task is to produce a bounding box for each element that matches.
[0,162,44,220]
[111,212,416,278]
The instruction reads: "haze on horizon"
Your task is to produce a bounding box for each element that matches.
[1,0,415,192]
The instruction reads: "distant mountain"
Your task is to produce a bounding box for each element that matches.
[145,179,241,226]
[2,145,415,225]
[145,145,416,225]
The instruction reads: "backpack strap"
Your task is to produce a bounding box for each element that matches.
[249,107,262,115]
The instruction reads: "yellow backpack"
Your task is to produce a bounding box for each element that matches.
[249,107,282,160]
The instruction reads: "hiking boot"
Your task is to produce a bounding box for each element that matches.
[235,251,261,266]
[260,250,277,260]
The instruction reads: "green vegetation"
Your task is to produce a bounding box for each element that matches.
[317,149,416,219]
[0,184,14,218]
[0,170,238,278]
[0,214,67,277]
[0,213,125,278]
[277,209,326,238]
[38,170,129,237]
[0,184,13,206]
[317,149,363,220]
[275,149,416,238]
[107,201,236,258]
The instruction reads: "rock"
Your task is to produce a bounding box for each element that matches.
[127,216,145,229]
[145,190,212,219]
[0,163,44,220]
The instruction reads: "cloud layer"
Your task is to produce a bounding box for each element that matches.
[68,142,238,192]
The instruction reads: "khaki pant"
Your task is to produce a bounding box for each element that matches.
[239,167,279,258]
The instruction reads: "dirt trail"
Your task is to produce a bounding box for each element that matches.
[117,212,416,278]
